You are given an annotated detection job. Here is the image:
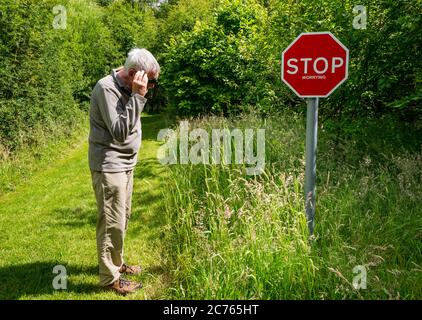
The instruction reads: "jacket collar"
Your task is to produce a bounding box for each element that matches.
[112,68,132,96]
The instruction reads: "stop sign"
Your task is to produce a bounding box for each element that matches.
[282,32,349,98]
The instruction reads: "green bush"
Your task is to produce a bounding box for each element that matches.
[158,0,421,118]
[102,0,159,60]
[266,0,422,118]
[0,0,119,152]
[160,0,275,116]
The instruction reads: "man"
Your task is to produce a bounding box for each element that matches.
[88,48,160,295]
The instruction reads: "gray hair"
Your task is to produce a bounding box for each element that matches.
[124,48,160,77]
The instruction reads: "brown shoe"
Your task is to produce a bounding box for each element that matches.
[119,263,142,275]
[106,278,142,296]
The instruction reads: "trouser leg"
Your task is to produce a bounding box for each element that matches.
[91,171,128,287]
[125,170,134,231]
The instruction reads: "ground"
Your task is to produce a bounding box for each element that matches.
[0,114,170,300]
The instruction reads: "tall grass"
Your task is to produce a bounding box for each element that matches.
[162,111,422,299]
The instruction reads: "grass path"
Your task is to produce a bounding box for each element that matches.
[0,114,171,299]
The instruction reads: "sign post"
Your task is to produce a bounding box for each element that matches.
[304,97,318,235]
[281,32,349,235]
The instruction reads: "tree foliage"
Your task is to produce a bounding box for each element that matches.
[0,0,157,151]
[1,0,420,151]
[159,0,422,118]
[160,0,274,115]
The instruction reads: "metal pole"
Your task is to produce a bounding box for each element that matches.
[305,97,319,236]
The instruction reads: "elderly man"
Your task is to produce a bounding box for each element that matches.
[89,48,160,295]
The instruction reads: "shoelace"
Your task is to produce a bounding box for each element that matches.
[122,264,138,273]
[119,278,131,288]
[121,263,129,272]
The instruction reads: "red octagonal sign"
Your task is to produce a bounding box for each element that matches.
[282,32,349,98]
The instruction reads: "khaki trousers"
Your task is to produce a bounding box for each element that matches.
[91,170,133,286]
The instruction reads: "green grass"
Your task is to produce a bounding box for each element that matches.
[0,113,172,300]
[0,110,88,196]
[0,111,421,300]
[162,112,422,299]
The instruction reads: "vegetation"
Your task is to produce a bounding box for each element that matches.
[1,0,420,154]
[162,112,422,299]
[158,0,422,117]
[0,0,420,299]
[0,114,171,299]
[0,0,155,193]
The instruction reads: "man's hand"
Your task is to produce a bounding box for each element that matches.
[132,70,148,97]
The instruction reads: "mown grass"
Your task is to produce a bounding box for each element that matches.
[0,113,172,300]
[0,108,88,196]
[162,111,422,299]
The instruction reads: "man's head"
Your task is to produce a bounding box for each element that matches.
[123,48,160,89]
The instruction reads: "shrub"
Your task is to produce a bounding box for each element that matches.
[0,0,119,151]
[160,0,275,116]
[267,0,422,118]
